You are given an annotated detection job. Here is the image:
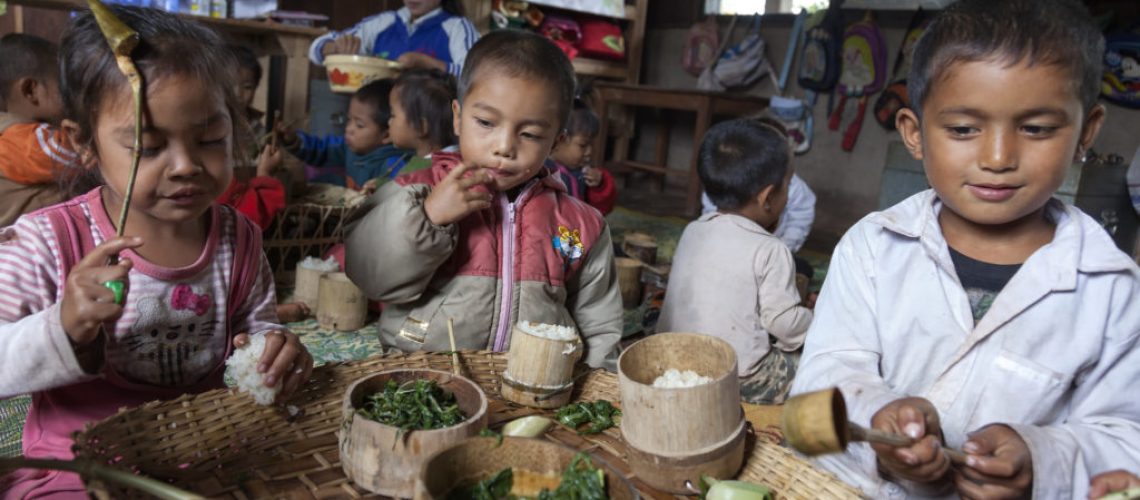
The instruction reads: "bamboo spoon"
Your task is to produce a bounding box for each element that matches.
[783,388,967,464]
[0,457,203,499]
[88,0,143,304]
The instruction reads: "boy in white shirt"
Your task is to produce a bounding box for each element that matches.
[659,118,812,404]
[790,0,1140,498]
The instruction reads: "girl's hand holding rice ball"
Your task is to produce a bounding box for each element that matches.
[228,330,314,405]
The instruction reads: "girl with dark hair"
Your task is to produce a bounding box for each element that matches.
[384,68,458,181]
[309,0,479,77]
[0,7,313,496]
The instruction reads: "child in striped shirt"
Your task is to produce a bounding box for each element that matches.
[0,7,312,497]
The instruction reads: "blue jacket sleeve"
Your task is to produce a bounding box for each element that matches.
[290,132,348,168]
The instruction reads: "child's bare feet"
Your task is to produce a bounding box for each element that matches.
[276,302,311,323]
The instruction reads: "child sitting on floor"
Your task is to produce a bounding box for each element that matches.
[0,34,76,227]
[382,68,458,184]
[658,118,812,405]
[278,79,407,192]
[344,30,622,368]
[549,99,616,215]
[218,44,286,231]
[790,0,1140,497]
[0,7,312,496]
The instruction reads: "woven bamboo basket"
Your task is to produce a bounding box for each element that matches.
[263,203,358,288]
[73,351,864,499]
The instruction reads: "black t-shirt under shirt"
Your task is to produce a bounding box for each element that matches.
[948,247,1022,324]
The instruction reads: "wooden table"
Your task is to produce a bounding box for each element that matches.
[593,82,770,216]
[6,0,325,127]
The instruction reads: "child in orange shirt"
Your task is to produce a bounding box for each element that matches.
[0,34,75,226]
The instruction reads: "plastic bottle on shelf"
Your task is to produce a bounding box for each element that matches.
[210,0,228,18]
[186,0,209,16]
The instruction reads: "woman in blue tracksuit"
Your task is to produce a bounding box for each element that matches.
[309,0,479,77]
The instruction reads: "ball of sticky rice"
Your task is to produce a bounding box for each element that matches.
[225,332,281,405]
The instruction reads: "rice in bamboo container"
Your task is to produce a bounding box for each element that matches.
[317,272,366,331]
[618,332,747,493]
[294,257,338,310]
[500,321,583,408]
[340,369,488,497]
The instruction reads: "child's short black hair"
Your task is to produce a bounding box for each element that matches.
[565,99,599,138]
[699,118,789,211]
[457,30,576,128]
[908,0,1104,118]
[229,44,262,86]
[393,69,457,149]
[353,78,395,129]
[0,34,58,102]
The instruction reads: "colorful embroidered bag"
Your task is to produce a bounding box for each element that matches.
[827,11,887,151]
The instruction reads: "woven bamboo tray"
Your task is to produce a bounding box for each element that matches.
[73,352,862,499]
[264,203,358,287]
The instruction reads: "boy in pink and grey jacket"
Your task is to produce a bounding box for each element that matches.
[345,31,621,368]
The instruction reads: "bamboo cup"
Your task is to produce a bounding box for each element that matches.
[317,272,366,331]
[782,388,966,463]
[615,257,642,307]
[622,232,658,265]
[293,264,329,311]
[500,322,583,409]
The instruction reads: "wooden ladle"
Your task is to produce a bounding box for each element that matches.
[782,388,966,463]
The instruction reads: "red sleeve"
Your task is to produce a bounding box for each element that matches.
[585,168,617,216]
[217,176,285,229]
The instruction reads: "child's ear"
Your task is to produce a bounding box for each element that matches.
[896,108,924,160]
[17,78,39,105]
[756,184,776,212]
[451,99,462,138]
[418,117,431,139]
[61,119,96,169]
[380,128,392,145]
[1076,104,1107,161]
[551,130,568,153]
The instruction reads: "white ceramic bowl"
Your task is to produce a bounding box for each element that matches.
[324,54,401,94]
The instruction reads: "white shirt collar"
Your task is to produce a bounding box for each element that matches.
[396,6,444,31]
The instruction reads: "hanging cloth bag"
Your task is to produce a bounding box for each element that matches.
[712,15,775,90]
[827,11,887,152]
[873,9,929,129]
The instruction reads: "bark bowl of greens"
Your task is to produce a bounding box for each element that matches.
[414,436,638,500]
[340,369,489,497]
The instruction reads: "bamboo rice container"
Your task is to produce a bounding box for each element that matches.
[615,257,642,307]
[500,322,583,409]
[317,272,367,331]
[622,232,658,265]
[618,332,747,493]
[414,437,638,500]
[293,264,328,310]
[340,369,489,497]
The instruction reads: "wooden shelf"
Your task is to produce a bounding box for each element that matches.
[572,57,629,79]
[526,0,636,20]
[7,0,327,37]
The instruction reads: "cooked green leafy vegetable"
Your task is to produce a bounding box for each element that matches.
[555,401,621,435]
[450,452,607,500]
[480,427,504,447]
[536,453,607,500]
[357,379,466,430]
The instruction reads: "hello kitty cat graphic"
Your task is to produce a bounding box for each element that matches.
[113,284,223,386]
